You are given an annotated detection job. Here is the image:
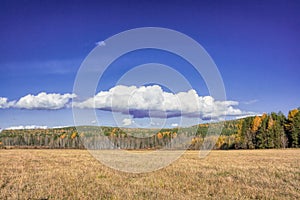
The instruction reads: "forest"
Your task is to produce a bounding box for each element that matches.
[0,108,299,150]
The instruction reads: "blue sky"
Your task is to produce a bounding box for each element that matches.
[0,0,299,129]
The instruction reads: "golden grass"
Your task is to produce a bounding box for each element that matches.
[0,149,299,199]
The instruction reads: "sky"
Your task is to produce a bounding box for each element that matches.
[0,0,299,129]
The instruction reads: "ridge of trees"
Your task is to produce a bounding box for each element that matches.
[0,108,299,150]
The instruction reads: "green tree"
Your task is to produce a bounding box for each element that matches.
[255,114,268,149]
[285,108,300,148]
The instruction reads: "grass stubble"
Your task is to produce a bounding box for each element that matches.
[0,149,299,199]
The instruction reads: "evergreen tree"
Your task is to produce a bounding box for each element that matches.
[285,109,300,147]
[256,114,268,148]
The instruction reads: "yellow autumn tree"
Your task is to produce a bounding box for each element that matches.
[163,131,171,137]
[252,116,262,132]
[288,109,299,120]
[71,132,77,139]
[216,136,226,149]
[157,132,163,139]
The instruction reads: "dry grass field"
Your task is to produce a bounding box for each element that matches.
[0,149,299,199]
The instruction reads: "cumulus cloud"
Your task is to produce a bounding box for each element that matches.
[73,85,250,119]
[15,92,76,110]
[171,123,179,127]
[0,86,253,120]
[0,97,15,108]
[0,93,75,110]
[122,118,134,126]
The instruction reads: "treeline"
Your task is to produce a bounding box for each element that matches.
[191,108,300,150]
[0,126,180,149]
[0,127,84,149]
[0,108,299,150]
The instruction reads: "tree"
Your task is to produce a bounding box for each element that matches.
[256,114,268,149]
[285,108,300,148]
[252,116,262,132]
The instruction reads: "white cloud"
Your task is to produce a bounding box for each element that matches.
[122,118,134,126]
[0,97,8,108]
[5,125,48,130]
[52,126,66,129]
[171,123,178,127]
[0,85,253,120]
[235,114,259,120]
[15,92,76,110]
[0,97,15,108]
[73,85,249,119]
[96,41,106,46]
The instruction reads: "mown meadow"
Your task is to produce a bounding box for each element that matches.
[0,149,299,199]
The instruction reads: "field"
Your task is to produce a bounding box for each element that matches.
[0,149,299,199]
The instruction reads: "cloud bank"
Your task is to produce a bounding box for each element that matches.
[4,125,48,130]
[73,85,249,119]
[15,92,76,110]
[0,85,253,120]
[0,92,75,110]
